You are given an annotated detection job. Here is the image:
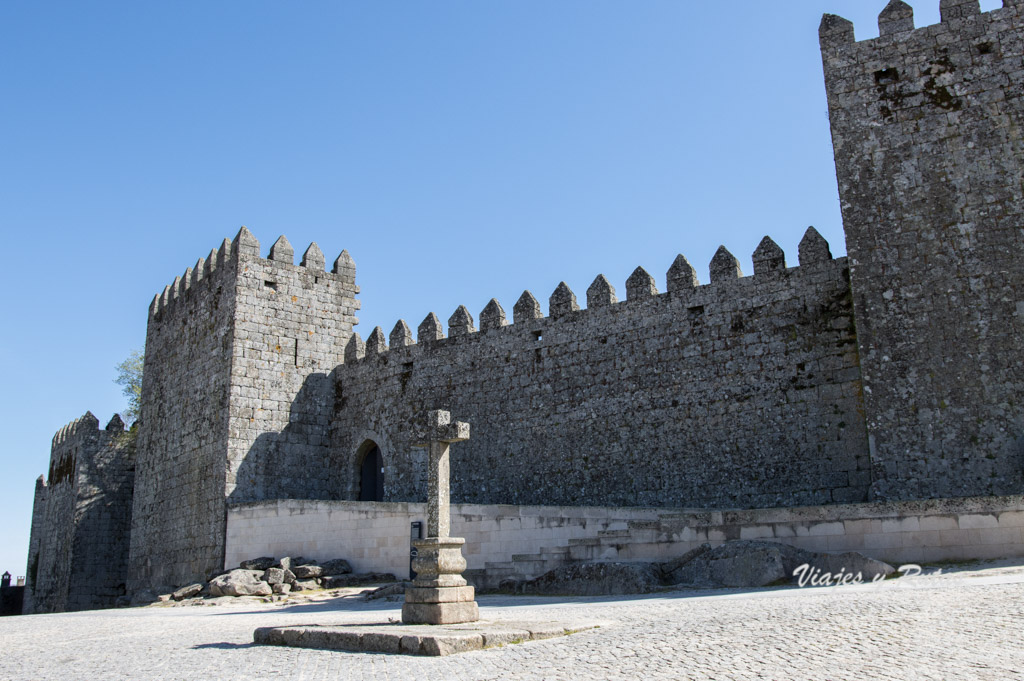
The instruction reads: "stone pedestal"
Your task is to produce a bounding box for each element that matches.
[402,410,479,625]
[402,538,479,625]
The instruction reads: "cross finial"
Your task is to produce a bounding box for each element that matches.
[413,410,470,447]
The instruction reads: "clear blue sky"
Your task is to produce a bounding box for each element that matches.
[0,1,993,580]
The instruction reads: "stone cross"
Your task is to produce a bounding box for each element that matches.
[412,409,470,539]
[403,409,478,625]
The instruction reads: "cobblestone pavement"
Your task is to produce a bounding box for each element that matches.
[3,562,1023,681]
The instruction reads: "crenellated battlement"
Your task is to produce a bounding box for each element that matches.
[149,226,357,322]
[341,227,842,363]
[49,411,124,449]
[820,0,1019,50]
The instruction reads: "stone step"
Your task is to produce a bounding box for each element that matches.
[597,529,632,538]
[568,537,602,547]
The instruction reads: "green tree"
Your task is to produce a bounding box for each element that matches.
[115,349,144,425]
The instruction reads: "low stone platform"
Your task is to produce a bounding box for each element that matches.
[253,619,603,656]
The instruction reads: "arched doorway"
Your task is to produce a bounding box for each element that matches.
[358,443,384,502]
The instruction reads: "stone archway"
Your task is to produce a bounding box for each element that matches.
[357,441,384,502]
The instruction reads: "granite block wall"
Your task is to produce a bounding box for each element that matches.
[128,228,359,591]
[128,238,240,591]
[225,230,359,504]
[332,232,871,510]
[24,413,134,614]
[821,0,1024,500]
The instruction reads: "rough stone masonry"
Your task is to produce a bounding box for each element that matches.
[24,0,1024,612]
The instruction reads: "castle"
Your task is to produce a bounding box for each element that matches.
[24,0,1024,613]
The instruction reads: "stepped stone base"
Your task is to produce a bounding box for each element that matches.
[402,600,480,625]
[254,620,602,656]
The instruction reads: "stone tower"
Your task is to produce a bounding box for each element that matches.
[127,228,359,591]
[820,0,1024,499]
[24,413,135,613]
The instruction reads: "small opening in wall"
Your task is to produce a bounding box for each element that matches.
[314,276,319,284]
[264,281,278,291]
[976,42,994,55]
[294,338,299,367]
[533,331,543,341]
[873,67,899,86]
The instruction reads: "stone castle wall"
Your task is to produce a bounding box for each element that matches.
[128,228,359,591]
[25,413,134,614]
[28,1,1024,604]
[821,0,1024,500]
[128,238,240,591]
[332,232,871,510]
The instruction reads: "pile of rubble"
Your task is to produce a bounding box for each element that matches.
[499,540,896,595]
[128,556,397,606]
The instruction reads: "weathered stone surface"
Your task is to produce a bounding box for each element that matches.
[810,552,895,582]
[663,541,895,588]
[417,313,444,343]
[263,568,285,586]
[126,227,359,596]
[821,5,1024,501]
[332,252,866,510]
[271,583,291,595]
[291,565,323,579]
[512,291,541,323]
[24,413,135,614]
[401,601,480,625]
[625,266,657,300]
[404,585,475,603]
[507,562,664,596]
[254,621,599,656]
[239,557,276,571]
[171,584,203,601]
[208,570,273,597]
[448,306,475,337]
[548,282,579,319]
[666,254,698,292]
[290,579,320,592]
[586,275,617,308]
[278,557,307,572]
[479,299,507,331]
[709,246,741,282]
[752,236,785,275]
[363,582,408,601]
[318,559,352,576]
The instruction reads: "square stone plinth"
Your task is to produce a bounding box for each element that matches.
[405,585,476,604]
[254,620,604,656]
[402,600,479,625]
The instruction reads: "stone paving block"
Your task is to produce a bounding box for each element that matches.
[254,620,601,656]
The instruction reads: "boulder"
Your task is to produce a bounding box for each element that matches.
[318,559,352,576]
[264,568,286,585]
[810,551,895,582]
[506,562,664,596]
[279,557,310,572]
[282,569,297,585]
[292,565,323,579]
[240,557,277,571]
[290,579,320,592]
[272,583,292,595]
[172,583,204,601]
[708,547,787,587]
[208,569,273,597]
[659,540,895,588]
[363,582,409,601]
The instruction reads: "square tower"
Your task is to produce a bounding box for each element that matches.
[128,228,359,591]
[821,1,1024,499]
